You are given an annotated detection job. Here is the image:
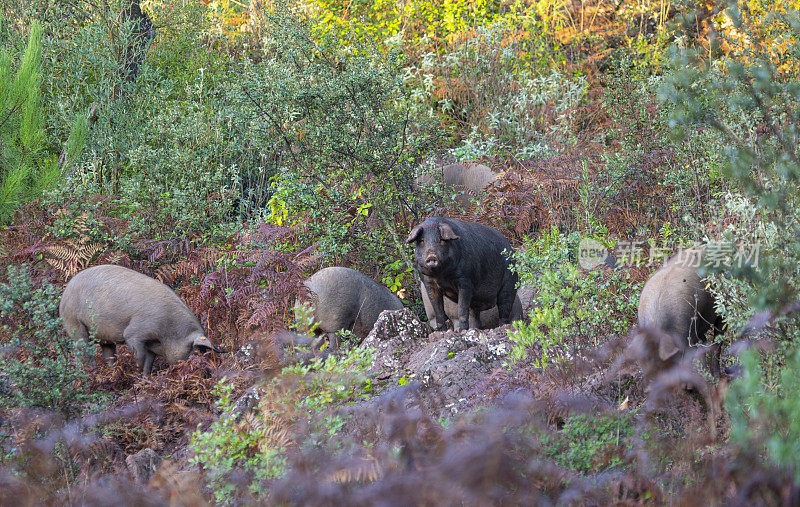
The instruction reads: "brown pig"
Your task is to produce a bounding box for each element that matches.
[637,248,724,373]
[304,267,405,345]
[59,264,219,374]
[416,162,497,205]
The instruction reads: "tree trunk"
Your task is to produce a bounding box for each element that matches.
[113,0,155,99]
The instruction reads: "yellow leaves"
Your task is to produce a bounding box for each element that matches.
[713,2,800,78]
[266,193,289,226]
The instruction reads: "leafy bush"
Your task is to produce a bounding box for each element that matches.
[246,1,434,272]
[541,412,636,473]
[191,344,376,502]
[282,345,376,440]
[662,0,800,483]
[0,265,95,417]
[403,23,581,159]
[34,0,279,234]
[508,228,640,366]
[306,0,506,43]
[661,0,800,317]
[596,52,725,239]
[727,348,800,479]
[190,380,287,504]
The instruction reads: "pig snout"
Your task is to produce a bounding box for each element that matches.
[424,252,440,268]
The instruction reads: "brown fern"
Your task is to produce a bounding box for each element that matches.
[43,212,107,281]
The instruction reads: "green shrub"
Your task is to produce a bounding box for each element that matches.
[0,265,95,417]
[727,348,800,479]
[0,19,60,223]
[661,0,800,316]
[191,344,376,502]
[282,345,376,425]
[541,413,636,473]
[508,262,598,368]
[190,380,287,505]
[247,0,434,272]
[660,0,800,382]
[663,0,800,477]
[508,228,640,366]
[306,0,506,43]
[401,22,580,159]
[33,0,277,233]
[597,52,726,240]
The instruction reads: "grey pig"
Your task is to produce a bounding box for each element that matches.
[407,217,518,331]
[304,267,404,345]
[637,247,724,373]
[417,163,497,205]
[59,264,219,374]
[420,281,531,329]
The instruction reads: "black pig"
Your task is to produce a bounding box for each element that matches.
[406,217,518,331]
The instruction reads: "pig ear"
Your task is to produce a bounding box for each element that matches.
[658,336,680,361]
[406,225,423,243]
[438,223,460,241]
[193,335,224,353]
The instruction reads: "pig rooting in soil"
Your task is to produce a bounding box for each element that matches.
[59,264,219,374]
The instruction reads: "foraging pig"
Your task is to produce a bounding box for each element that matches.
[416,163,497,205]
[637,248,724,369]
[443,163,495,193]
[304,267,404,345]
[59,264,219,374]
[420,282,530,329]
[407,217,518,331]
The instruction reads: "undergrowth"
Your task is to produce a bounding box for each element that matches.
[0,265,96,417]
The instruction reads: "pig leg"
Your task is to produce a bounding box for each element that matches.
[327,332,340,350]
[496,282,517,326]
[471,310,482,330]
[707,315,725,377]
[64,318,89,342]
[64,319,97,365]
[423,277,448,331]
[128,340,148,372]
[142,351,156,375]
[123,322,156,374]
[101,343,117,365]
[455,279,474,331]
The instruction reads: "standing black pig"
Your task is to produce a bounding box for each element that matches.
[406,217,518,331]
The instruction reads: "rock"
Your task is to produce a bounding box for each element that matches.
[405,328,513,415]
[361,308,430,374]
[231,386,262,421]
[356,307,514,420]
[125,448,162,484]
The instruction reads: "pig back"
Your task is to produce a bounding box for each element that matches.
[304,267,404,338]
[638,249,716,346]
[60,265,200,344]
[446,219,517,307]
[442,163,496,193]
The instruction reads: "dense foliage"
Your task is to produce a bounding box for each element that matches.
[1,0,800,503]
